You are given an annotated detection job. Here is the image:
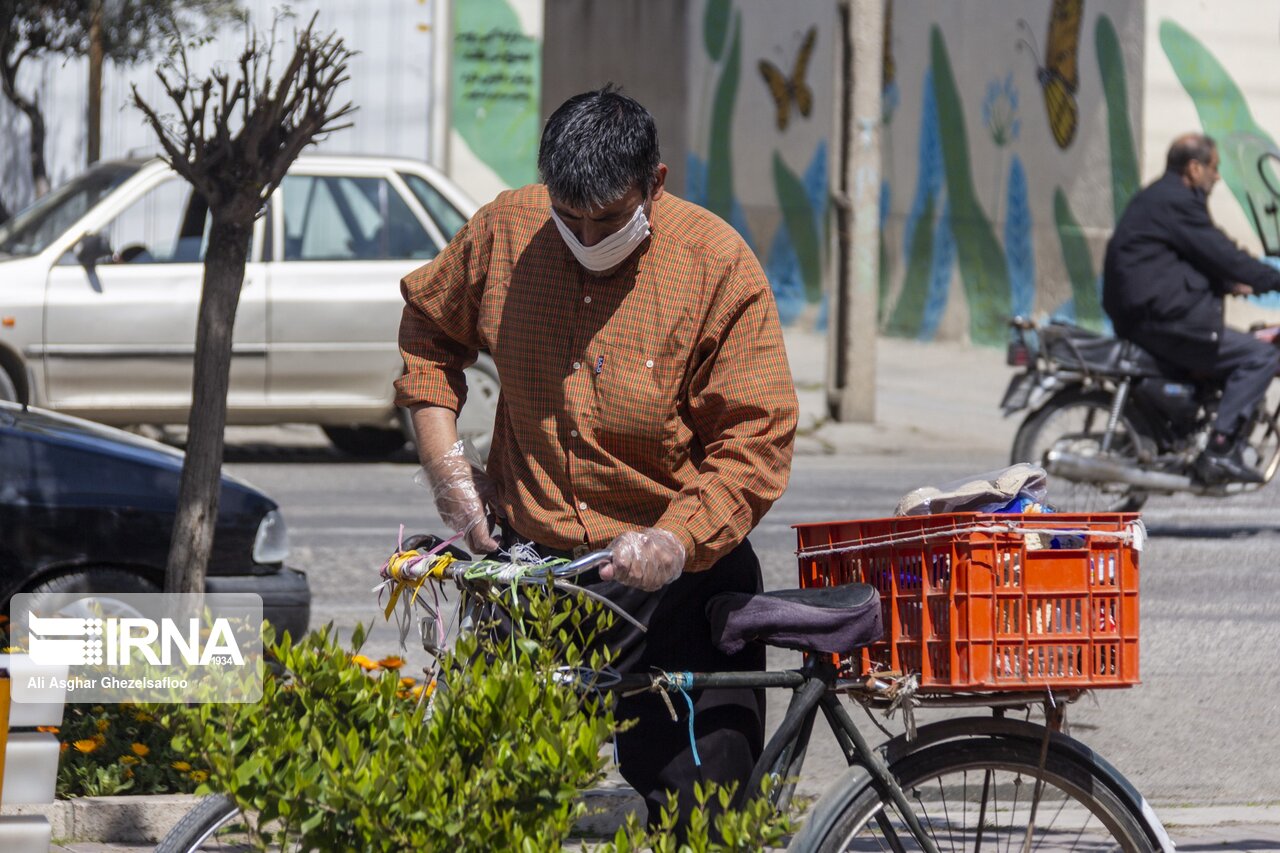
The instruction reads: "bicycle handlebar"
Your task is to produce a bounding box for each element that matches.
[385,546,615,585]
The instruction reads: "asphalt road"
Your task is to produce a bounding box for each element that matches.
[221,426,1280,817]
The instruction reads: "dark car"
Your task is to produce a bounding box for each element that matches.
[0,401,309,639]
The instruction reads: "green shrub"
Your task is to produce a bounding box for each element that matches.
[158,590,792,850]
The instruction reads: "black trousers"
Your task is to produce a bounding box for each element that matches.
[498,531,767,834]
[1130,326,1280,436]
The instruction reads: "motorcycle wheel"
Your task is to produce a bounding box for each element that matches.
[1011,388,1150,512]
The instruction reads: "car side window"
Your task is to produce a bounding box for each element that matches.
[399,172,467,240]
[96,178,209,264]
[282,175,438,261]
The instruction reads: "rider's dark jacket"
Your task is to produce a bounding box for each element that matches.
[1102,171,1280,369]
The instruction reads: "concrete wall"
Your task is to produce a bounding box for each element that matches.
[542,0,689,199]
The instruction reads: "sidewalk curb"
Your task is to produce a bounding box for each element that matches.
[9,792,1280,844]
[3,789,647,844]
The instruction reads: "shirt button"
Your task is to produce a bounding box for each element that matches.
[573,361,582,370]
[578,501,587,510]
[645,359,654,368]
[583,295,592,304]
[570,429,579,438]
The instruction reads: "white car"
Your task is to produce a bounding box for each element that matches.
[0,155,497,458]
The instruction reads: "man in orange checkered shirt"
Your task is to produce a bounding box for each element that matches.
[395,85,798,832]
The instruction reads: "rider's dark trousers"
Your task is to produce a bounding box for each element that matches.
[1130,326,1280,436]
[499,530,767,836]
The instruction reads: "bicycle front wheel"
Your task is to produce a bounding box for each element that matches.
[154,794,252,853]
[797,737,1159,852]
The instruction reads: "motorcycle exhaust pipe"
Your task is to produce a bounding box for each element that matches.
[1044,449,1194,492]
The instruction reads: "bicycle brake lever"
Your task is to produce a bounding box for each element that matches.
[551,549,614,579]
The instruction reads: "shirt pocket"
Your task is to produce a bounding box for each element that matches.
[590,339,684,458]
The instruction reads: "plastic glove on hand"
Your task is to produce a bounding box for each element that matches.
[601,528,686,592]
[419,440,499,553]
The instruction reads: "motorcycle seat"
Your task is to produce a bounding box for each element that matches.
[1043,326,1170,378]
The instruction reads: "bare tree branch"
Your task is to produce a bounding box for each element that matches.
[131,11,356,593]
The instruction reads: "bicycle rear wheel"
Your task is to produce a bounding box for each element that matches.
[154,794,256,852]
[795,737,1159,852]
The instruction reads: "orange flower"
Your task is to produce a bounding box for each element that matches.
[171,761,192,772]
[91,733,107,747]
[131,743,150,757]
[134,711,154,724]
[96,719,110,732]
[377,655,405,670]
[73,739,99,754]
[399,677,416,688]
[350,654,380,671]
[36,726,58,734]
[59,742,68,754]
[120,755,140,766]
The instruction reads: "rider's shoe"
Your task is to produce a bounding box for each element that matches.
[1193,443,1266,485]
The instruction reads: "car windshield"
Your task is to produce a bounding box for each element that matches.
[0,162,141,257]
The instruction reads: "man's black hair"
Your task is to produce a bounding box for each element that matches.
[1167,133,1217,175]
[538,84,660,210]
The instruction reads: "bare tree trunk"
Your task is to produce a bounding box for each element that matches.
[88,0,104,164]
[0,68,51,197]
[165,214,252,593]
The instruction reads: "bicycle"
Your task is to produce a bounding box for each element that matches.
[157,529,1174,852]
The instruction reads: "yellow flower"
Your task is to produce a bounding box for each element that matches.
[120,755,140,766]
[189,770,209,783]
[171,761,192,772]
[399,677,416,688]
[91,705,105,713]
[73,739,99,754]
[96,719,110,732]
[131,743,150,757]
[350,654,380,671]
[36,725,59,734]
[134,711,154,724]
[92,733,107,747]
[377,655,405,670]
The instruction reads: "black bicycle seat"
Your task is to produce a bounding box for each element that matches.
[705,583,882,657]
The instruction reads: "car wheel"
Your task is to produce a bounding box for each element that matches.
[322,425,409,458]
[0,367,18,403]
[22,568,159,623]
[456,353,500,463]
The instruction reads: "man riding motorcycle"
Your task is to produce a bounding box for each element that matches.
[1103,132,1280,485]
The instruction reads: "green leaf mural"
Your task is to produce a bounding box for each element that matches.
[888,194,936,336]
[1096,15,1139,221]
[703,0,731,61]
[452,0,541,189]
[1160,19,1278,226]
[1053,187,1102,328]
[929,26,1009,345]
[772,152,822,302]
[707,14,742,222]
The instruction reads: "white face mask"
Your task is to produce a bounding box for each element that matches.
[549,202,651,272]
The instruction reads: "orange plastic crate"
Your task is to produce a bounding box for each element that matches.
[795,512,1141,691]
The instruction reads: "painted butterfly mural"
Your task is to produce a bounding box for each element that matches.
[759,26,817,132]
[1018,0,1083,149]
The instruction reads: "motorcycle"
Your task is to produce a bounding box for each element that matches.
[1000,316,1280,512]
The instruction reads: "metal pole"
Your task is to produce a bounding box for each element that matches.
[829,0,883,423]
